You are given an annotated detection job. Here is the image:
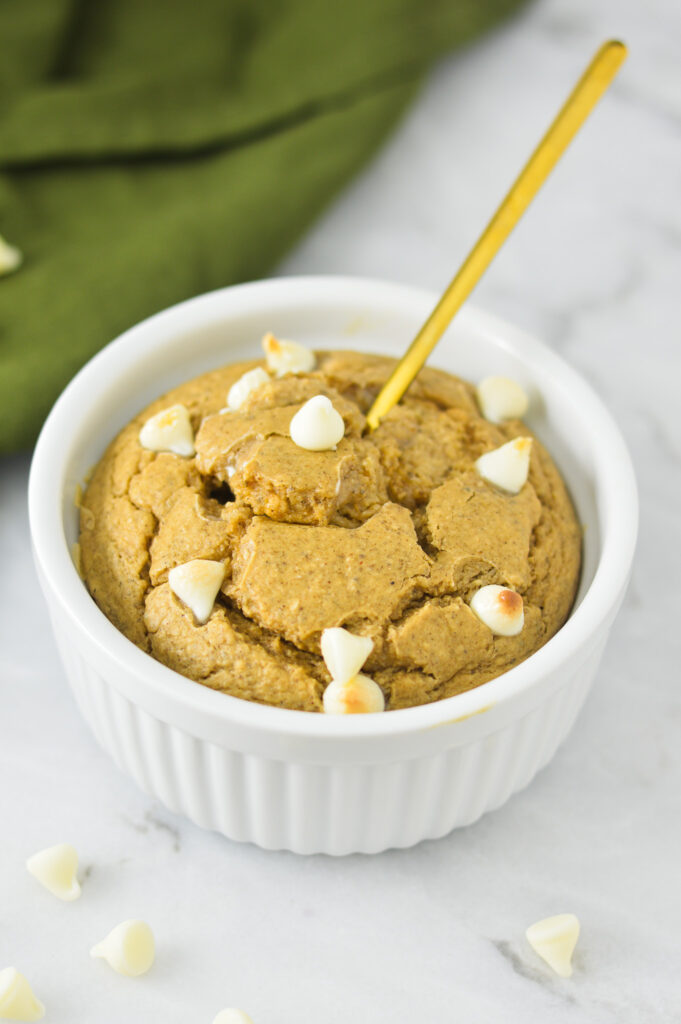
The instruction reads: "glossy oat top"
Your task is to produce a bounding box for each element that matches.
[78,347,581,712]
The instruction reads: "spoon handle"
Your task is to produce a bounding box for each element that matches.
[366,39,627,431]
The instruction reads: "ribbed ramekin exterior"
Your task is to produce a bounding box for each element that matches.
[53,613,607,855]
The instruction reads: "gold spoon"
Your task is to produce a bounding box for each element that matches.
[365,39,627,431]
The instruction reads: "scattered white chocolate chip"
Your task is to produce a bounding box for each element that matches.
[475,437,532,494]
[289,395,345,451]
[470,585,524,636]
[226,367,270,411]
[168,559,225,624]
[212,1011,255,1024]
[26,842,81,902]
[321,627,373,686]
[323,673,385,714]
[0,968,45,1021]
[139,404,195,457]
[476,375,529,423]
[526,913,580,978]
[0,235,22,277]
[90,920,155,977]
[262,332,316,377]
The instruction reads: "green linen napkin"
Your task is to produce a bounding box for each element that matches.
[0,0,526,453]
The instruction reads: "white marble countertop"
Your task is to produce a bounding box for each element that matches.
[2,0,679,1021]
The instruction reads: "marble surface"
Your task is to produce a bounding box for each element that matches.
[2,0,680,1020]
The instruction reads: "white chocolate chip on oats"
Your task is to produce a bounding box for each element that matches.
[526,913,580,978]
[290,395,345,451]
[0,968,45,1021]
[262,332,316,377]
[321,627,373,686]
[26,843,81,902]
[139,404,195,457]
[470,585,524,636]
[323,673,385,714]
[476,376,529,423]
[212,1011,255,1024]
[90,920,155,977]
[475,437,532,493]
[168,559,225,624]
[226,367,270,411]
[0,235,22,277]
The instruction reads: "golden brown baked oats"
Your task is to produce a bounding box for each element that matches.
[79,350,581,712]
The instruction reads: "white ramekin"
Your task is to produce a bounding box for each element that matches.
[29,277,637,855]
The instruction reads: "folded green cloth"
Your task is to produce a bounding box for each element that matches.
[0,0,525,453]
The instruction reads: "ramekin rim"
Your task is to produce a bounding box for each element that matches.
[28,275,638,741]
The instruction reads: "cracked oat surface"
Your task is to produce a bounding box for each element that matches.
[79,351,581,712]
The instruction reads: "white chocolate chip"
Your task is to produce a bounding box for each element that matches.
[323,673,385,714]
[476,376,529,424]
[0,968,45,1021]
[321,627,373,686]
[226,367,270,411]
[290,395,345,451]
[212,1011,255,1024]
[139,404,195,457]
[168,559,225,624]
[0,235,22,277]
[475,437,532,493]
[26,843,81,902]
[262,332,316,377]
[470,585,524,636]
[526,914,580,977]
[90,920,155,977]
